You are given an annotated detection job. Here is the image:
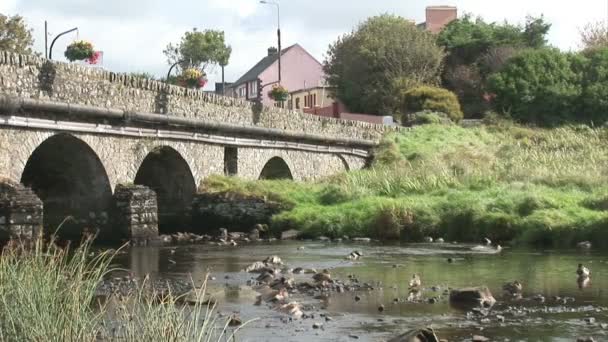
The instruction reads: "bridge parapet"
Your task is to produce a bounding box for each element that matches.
[0,51,397,142]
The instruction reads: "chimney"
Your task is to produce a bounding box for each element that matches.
[267,47,278,56]
[425,6,457,34]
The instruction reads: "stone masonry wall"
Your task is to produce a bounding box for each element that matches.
[113,184,159,244]
[0,179,43,240]
[0,51,397,142]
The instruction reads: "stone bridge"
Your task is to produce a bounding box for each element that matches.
[0,51,394,242]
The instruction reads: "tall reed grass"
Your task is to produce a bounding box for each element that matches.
[0,236,242,342]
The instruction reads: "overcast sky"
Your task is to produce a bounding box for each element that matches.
[2,0,607,89]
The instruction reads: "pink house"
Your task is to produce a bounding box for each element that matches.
[228,44,325,107]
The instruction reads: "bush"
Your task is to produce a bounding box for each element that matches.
[402,86,464,122]
[407,111,453,126]
[488,48,582,126]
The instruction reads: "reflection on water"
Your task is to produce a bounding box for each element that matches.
[111,242,608,341]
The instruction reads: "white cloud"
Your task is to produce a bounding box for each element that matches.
[0,0,18,13]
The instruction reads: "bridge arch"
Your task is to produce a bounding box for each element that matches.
[20,133,114,239]
[259,156,294,180]
[336,154,350,172]
[134,146,196,233]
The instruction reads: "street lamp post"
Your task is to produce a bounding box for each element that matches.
[48,27,78,60]
[260,0,281,83]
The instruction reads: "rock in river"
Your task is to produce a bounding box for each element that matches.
[388,327,440,342]
[281,229,300,240]
[449,286,496,308]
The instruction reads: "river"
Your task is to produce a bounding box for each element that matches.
[111,241,608,341]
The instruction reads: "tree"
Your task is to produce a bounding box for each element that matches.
[580,21,608,51]
[0,14,35,54]
[216,44,232,95]
[488,48,582,125]
[164,28,230,72]
[579,47,608,124]
[438,14,551,116]
[323,14,444,116]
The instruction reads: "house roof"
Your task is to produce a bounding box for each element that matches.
[232,44,297,87]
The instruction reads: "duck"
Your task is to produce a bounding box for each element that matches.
[409,274,421,289]
[347,251,363,260]
[313,269,332,283]
[576,264,591,279]
[502,281,523,297]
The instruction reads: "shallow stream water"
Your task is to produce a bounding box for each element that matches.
[112,241,608,341]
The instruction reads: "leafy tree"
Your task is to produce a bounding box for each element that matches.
[0,14,35,54]
[164,28,230,72]
[438,14,551,116]
[580,21,608,51]
[579,47,608,124]
[488,48,582,125]
[323,14,444,116]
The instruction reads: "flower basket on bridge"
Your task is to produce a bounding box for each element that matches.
[268,85,289,102]
[178,68,207,89]
[64,40,95,62]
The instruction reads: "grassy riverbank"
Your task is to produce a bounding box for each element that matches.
[0,237,235,341]
[205,122,608,247]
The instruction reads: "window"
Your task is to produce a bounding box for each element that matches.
[248,81,257,98]
[295,98,300,109]
[312,94,317,107]
[238,87,245,98]
[304,95,308,108]
[287,99,293,109]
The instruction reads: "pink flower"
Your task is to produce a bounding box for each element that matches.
[198,77,208,88]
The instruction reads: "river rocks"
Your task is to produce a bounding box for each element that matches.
[449,287,496,308]
[423,236,434,243]
[577,241,592,249]
[244,255,284,273]
[281,229,301,240]
[249,228,260,241]
[387,327,439,342]
[278,301,304,319]
[219,228,228,240]
[191,192,288,233]
[576,338,596,342]
[228,314,242,327]
[472,335,490,342]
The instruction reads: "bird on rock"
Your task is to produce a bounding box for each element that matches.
[409,274,421,289]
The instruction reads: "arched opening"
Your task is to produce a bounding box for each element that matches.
[259,157,293,180]
[337,154,350,172]
[134,147,196,233]
[21,134,113,240]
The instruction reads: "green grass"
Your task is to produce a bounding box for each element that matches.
[206,122,608,248]
[0,236,240,341]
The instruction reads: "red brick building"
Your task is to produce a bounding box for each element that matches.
[419,6,458,33]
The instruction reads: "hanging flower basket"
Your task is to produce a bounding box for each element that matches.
[64,40,95,62]
[268,84,289,101]
[177,68,207,89]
